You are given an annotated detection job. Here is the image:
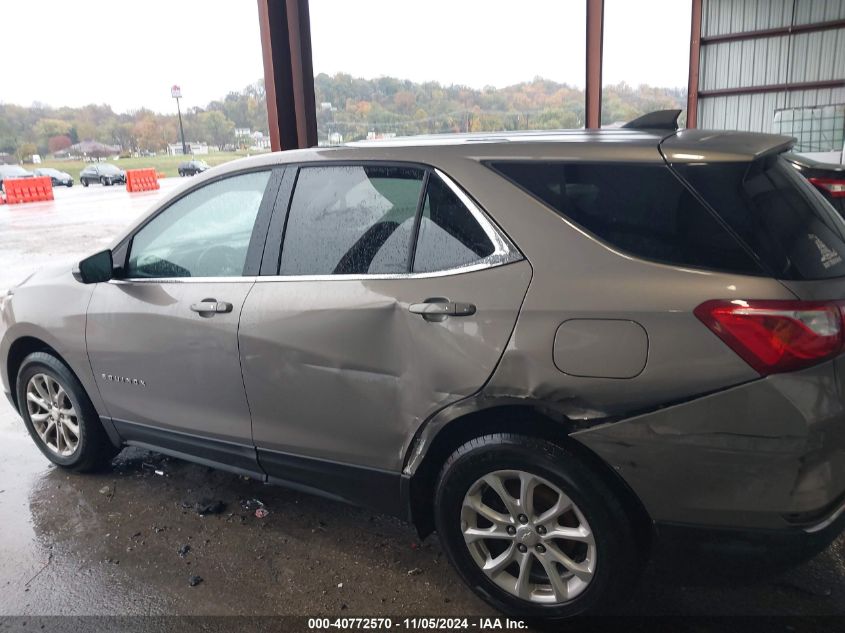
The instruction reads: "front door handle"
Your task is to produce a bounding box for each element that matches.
[409,298,476,322]
[190,299,233,315]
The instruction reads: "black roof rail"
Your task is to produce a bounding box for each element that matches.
[622,109,682,131]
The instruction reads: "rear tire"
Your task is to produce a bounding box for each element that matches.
[16,352,118,472]
[434,433,641,620]
[81,178,89,187]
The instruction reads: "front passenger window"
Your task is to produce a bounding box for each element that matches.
[126,171,271,278]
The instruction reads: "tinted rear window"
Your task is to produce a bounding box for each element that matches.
[675,156,845,280]
[491,162,761,275]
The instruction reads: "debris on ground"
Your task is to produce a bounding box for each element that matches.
[255,507,270,519]
[24,553,53,586]
[141,462,166,476]
[177,544,191,558]
[337,582,343,588]
[239,498,265,512]
[182,498,226,516]
[153,526,166,534]
[188,575,203,587]
[407,568,423,576]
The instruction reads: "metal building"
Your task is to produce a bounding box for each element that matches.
[258,0,844,160]
[689,0,845,160]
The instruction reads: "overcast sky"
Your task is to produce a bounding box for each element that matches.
[0,0,691,114]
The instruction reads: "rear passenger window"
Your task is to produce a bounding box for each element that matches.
[280,165,424,275]
[279,166,510,276]
[491,162,762,275]
[412,175,496,273]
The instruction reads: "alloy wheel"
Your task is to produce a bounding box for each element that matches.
[461,469,596,604]
[25,373,80,457]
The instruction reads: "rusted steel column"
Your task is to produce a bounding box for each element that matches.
[585,0,604,129]
[258,0,318,150]
[687,0,703,129]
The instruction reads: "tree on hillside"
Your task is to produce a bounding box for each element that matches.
[32,119,70,143]
[48,135,72,154]
[199,111,235,150]
[17,142,38,163]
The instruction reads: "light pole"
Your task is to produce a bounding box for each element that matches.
[171,85,188,156]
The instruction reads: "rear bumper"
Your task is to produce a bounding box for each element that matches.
[573,359,845,531]
[654,498,845,572]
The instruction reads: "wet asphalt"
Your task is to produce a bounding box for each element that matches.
[1,181,845,626]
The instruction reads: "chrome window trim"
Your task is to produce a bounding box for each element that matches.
[431,168,517,270]
[255,260,517,283]
[110,277,258,285]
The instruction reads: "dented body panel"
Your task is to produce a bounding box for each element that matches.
[573,359,845,530]
[241,261,532,470]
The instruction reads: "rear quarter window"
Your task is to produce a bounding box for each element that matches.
[674,156,845,280]
[490,161,762,275]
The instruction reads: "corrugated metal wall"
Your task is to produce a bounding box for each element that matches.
[698,0,845,132]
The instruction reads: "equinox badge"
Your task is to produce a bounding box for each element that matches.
[101,373,146,387]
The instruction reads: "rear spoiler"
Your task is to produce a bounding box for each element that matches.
[623,109,682,131]
[661,130,795,163]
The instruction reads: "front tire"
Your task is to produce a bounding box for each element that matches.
[16,352,118,472]
[434,433,640,620]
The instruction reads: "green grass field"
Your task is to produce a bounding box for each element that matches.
[28,151,266,179]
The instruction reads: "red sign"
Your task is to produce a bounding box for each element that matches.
[171,85,182,98]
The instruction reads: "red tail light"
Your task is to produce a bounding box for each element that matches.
[808,177,845,198]
[694,300,844,375]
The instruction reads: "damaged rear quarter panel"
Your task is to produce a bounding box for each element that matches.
[572,360,845,529]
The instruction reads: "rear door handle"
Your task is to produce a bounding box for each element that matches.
[409,299,476,321]
[190,299,233,315]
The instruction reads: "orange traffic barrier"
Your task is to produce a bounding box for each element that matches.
[156,172,166,180]
[126,168,160,193]
[4,176,53,204]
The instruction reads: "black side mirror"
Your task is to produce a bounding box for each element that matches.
[73,249,114,284]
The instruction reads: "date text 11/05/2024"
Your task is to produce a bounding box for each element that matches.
[307,617,528,630]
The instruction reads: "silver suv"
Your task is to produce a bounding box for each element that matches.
[3,112,845,619]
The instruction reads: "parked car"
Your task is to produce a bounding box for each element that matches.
[33,167,73,187]
[178,160,209,177]
[79,164,126,187]
[4,111,845,620]
[784,152,845,215]
[0,164,34,191]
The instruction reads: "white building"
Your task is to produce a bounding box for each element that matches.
[167,142,209,156]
